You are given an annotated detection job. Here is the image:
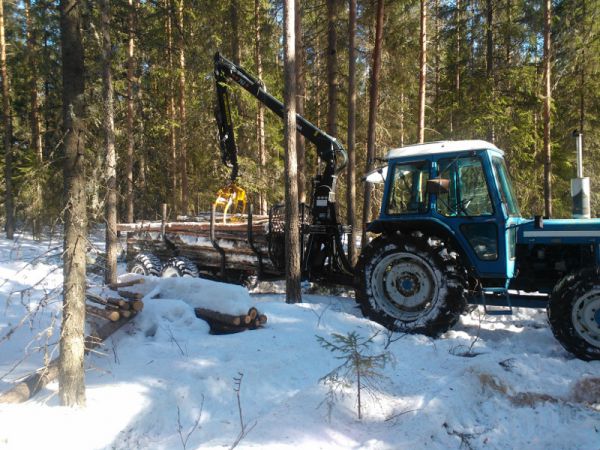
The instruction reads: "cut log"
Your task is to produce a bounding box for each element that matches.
[118,290,143,300]
[86,305,120,322]
[119,309,132,319]
[86,293,109,307]
[247,307,258,321]
[107,297,130,310]
[108,278,144,289]
[208,322,249,335]
[241,314,252,325]
[0,318,131,403]
[258,314,267,325]
[129,300,144,312]
[194,308,242,326]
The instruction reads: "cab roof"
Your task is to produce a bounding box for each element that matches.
[386,140,502,160]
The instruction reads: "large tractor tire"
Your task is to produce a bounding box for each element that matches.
[548,268,600,360]
[161,257,200,278]
[355,233,468,337]
[127,253,162,277]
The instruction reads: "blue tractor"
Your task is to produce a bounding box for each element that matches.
[355,140,600,360]
[211,55,598,360]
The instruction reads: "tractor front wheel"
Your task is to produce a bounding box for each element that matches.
[355,233,467,337]
[548,268,600,360]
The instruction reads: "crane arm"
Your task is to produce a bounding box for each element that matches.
[213,52,347,188]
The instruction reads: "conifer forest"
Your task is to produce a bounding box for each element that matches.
[1,0,600,234]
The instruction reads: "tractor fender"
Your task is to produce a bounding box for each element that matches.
[366,218,474,274]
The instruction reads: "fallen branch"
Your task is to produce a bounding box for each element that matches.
[0,318,131,404]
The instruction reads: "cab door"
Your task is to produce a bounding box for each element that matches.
[433,152,510,280]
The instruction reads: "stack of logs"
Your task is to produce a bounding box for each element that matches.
[86,279,145,322]
[194,306,267,335]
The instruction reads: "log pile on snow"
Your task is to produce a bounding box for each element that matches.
[194,306,268,334]
[85,278,145,322]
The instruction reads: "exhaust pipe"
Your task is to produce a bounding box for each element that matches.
[571,130,591,219]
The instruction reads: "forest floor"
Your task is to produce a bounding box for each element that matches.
[0,232,599,449]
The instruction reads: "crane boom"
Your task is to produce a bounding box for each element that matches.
[213,52,353,282]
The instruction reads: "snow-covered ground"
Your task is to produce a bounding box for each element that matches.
[0,233,599,450]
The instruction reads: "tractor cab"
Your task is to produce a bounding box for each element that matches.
[368,140,523,285]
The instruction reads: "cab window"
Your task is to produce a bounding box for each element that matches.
[436,156,493,217]
[386,162,429,215]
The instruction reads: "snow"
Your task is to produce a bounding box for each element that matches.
[0,233,599,450]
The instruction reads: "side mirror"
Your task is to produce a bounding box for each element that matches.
[426,178,450,195]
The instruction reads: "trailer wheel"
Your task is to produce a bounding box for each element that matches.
[548,268,600,360]
[355,233,467,337]
[127,253,162,277]
[161,257,200,278]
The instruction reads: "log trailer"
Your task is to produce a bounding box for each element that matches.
[119,54,600,361]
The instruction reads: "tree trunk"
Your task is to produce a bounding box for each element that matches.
[125,0,135,223]
[0,0,14,240]
[166,0,177,213]
[542,0,552,217]
[326,0,337,137]
[417,0,427,143]
[176,0,188,213]
[453,0,462,135]
[578,0,585,150]
[25,0,43,238]
[346,0,357,265]
[434,0,440,129]
[295,0,306,204]
[100,0,117,286]
[486,0,495,143]
[230,0,241,65]
[361,0,384,247]
[59,0,87,407]
[283,0,301,304]
[254,0,267,215]
[505,0,511,65]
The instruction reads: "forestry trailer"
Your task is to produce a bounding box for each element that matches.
[119,53,600,361]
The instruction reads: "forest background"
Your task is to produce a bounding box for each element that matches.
[1,0,599,236]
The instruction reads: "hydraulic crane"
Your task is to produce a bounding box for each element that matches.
[213,52,354,283]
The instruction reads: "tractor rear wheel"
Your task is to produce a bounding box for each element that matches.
[161,257,200,278]
[355,233,467,337]
[548,268,600,360]
[127,253,162,277]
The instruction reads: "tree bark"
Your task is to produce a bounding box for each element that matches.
[283,0,301,303]
[125,0,135,223]
[434,0,440,129]
[361,0,384,247]
[417,0,427,143]
[25,0,43,238]
[295,0,306,204]
[59,0,87,407]
[0,0,14,240]
[166,0,177,213]
[486,0,495,143]
[346,0,357,265]
[542,0,552,217]
[230,0,241,65]
[326,0,337,137]
[100,0,117,286]
[254,0,267,215]
[453,0,462,135]
[176,0,188,213]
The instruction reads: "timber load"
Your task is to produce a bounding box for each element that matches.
[117,208,288,281]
